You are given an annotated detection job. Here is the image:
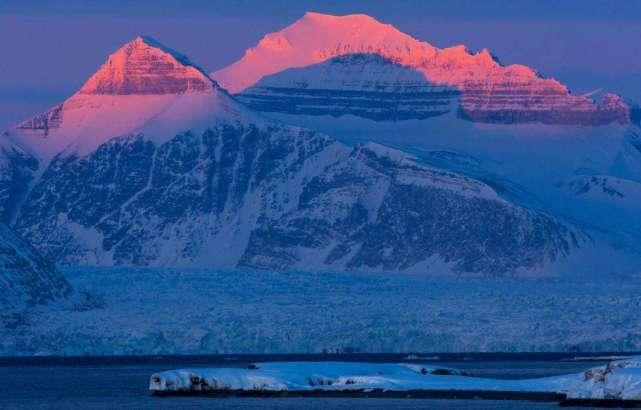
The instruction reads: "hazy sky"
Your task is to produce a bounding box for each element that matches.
[1,0,641,129]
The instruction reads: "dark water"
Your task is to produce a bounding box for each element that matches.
[0,354,624,409]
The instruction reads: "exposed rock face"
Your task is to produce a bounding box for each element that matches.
[459,91,631,126]
[237,54,459,121]
[15,104,64,136]
[215,12,633,126]
[0,223,71,310]
[79,36,213,95]
[240,144,577,273]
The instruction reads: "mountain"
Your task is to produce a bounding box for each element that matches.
[0,36,581,275]
[0,222,71,311]
[11,36,252,162]
[214,12,636,126]
[210,12,641,271]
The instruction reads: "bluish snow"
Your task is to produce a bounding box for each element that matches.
[149,358,641,400]
[2,267,641,355]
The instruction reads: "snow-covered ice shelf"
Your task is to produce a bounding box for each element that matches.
[150,358,641,403]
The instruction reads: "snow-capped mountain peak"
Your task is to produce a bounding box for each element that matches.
[215,12,633,126]
[214,12,435,93]
[79,35,214,95]
[211,11,550,94]
[7,36,249,160]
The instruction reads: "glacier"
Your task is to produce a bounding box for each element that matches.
[3,266,641,356]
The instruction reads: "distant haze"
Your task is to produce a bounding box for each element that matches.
[1,0,640,130]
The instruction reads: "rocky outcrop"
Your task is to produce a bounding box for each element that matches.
[15,104,64,136]
[240,144,577,273]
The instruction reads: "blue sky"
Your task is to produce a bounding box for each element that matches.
[1,0,640,129]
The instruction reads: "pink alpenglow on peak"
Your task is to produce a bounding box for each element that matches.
[213,12,633,125]
[79,36,214,95]
[211,11,547,93]
[8,36,249,161]
[213,12,435,94]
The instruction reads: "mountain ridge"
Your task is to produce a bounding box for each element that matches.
[0,35,583,275]
[214,12,634,126]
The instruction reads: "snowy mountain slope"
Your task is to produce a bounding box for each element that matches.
[261,111,641,255]
[239,143,577,274]
[2,36,581,275]
[0,223,71,311]
[11,123,580,274]
[559,175,641,206]
[0,137,38,223]
[611,128,641,181]
[237,53,459,121]
[214,12,635,126]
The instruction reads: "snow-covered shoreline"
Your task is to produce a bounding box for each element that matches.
[149,358,641,402]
